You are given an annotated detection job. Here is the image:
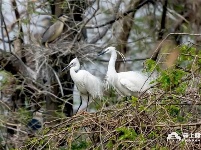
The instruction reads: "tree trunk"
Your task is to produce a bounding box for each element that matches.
[116,0,149,71]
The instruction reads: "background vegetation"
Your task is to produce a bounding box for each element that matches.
[0,0,201,149]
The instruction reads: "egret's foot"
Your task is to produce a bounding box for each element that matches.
[86,94,89,112]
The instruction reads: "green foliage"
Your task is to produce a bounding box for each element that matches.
[17,108,32,123]
[103,88,124,106]
[144,59,160,73]
[55,108,67,118]
[116,127,137,141]
[180,45,196,54]
[151,146,169,150]
[71,140,88,150]
[157,69,186,91]
[175,82,187,94]
[131,96,138,107]
[165,105,186,122]
[178,45,201,69]
[61,1,68,9]
[106,140,115,149]
[0,71,15,88]
[148,131,159,139]
[168,105,180,117]
[179,140,186,149]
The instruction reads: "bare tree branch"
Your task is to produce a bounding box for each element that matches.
[152,0,168,61]
[86,0,154,29]
[89,0,122,44]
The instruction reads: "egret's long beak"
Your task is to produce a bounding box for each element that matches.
[62,64,71,71]
[97,50,106,56]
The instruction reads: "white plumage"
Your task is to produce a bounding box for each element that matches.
[99,46,153,96]
[66,58,103,111]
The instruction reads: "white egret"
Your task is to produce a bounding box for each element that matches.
[63,58,103,112]
[98,46,154,96]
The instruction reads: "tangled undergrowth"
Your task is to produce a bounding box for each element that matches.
[20,90,201,149]
[1,43,201,150]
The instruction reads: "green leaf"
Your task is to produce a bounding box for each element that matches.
[144,59,160,72]
[116,127,137,141]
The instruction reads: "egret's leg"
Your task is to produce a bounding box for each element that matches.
[76,96,82,114]
[86,94,89,111]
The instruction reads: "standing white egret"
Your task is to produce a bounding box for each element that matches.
[63,58,103,112]
[98,46,153,96]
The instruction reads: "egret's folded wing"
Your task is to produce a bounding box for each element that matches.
[83,73,103,98]
[120,78,142,92]
[119,72,151,92]
[76,82,85,90]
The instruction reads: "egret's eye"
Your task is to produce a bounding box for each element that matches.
[103,50,107,53]
[70,63,74,67]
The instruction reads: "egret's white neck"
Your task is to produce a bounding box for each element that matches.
[108,50,117,74]
[70,63,80,81]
